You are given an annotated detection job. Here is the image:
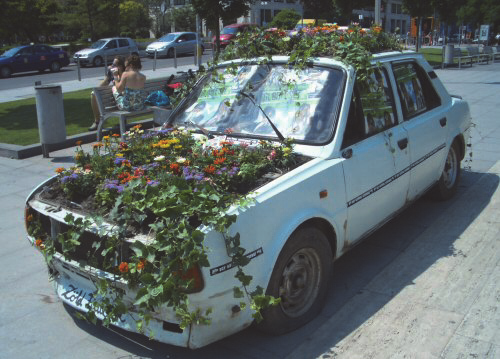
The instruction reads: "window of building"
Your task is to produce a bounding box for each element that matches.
[260,9,272,26]
[174,0,185,5]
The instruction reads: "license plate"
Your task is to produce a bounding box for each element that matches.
[57,282,97,312]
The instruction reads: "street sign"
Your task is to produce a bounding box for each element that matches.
[479,25,489,41]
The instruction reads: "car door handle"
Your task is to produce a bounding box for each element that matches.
[439,117,447,127]
[397,138,408,150]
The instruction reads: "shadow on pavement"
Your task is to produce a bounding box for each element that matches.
[61,170,498,359]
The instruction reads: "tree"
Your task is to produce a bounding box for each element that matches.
[456,0,500,36]
[269,9,301,29]
[164,5,197,33]
[191,0,251,54]
[119,1,151,38]
[332,0,373,25]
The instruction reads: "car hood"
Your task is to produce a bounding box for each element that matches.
[74,48,99,56]
[147,42,173,49]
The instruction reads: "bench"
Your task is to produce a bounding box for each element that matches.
[483,46,500,62]
[466,47,490,64]
[442,48,473,69]
[94,72,192,141]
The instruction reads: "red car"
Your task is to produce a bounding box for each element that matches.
[212,23,257,48]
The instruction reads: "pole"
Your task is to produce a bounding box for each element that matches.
[375,0,381,25]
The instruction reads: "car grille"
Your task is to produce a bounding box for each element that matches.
[37,212,131,271]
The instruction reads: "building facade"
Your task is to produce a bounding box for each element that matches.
[238,0,303,27]
[353,0,410,34]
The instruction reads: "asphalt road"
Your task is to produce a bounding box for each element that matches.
[0,51,214,90]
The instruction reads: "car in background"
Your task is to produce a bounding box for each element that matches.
[73,37,139,67]
[212,23,257,48]
[0,44,70,78]
[146,32,204,58]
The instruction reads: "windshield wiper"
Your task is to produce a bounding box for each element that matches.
[184,119,214,139]
[238,91,285,143]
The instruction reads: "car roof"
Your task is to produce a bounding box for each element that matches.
[224,23,256,28]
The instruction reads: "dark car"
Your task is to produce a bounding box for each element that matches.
[0,44,70,78]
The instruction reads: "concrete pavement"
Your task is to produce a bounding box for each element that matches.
[0,59,499,358]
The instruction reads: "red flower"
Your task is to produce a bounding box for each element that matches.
[214,157,226,165]
[35,239,44,249]
[170,163,180,174]
[84,164,92,170]
[55,167,65,174]
[119,262,129,273]
[119,142,128,149]
[204,165,216,174]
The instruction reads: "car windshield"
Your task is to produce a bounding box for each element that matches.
[1,47,21,57]
[221,27,239,35]
[159,34,177,42]
[89,40,107,49]
[170,63,345,144]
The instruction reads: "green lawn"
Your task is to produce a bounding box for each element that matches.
[0,88,147,146]
[419,48,444,66]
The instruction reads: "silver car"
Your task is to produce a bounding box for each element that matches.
[146,32,204,58]
[73,37,139,67]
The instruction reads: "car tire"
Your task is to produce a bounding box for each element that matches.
[93,56,103,67]
[256,226,332,335]
[50,61,61,72]
[1,66,12,78]
[431,141,461,200]
[167,48,174,58]
[38,68,46,73]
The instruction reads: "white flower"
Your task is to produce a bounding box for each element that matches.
[154,155,165,162]
[176,157,186,163]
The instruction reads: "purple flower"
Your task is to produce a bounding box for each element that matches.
[114,157,126,165]
[61,176,70,184]
[70,173,79,179]
[146,180,159,187]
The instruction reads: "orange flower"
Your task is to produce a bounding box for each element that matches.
[374,26,382,33]
[137,259,146,271]
[214,157,226,165]
[360,29,366,35]
[204,165,216,174]
[119,262,129,273]
[339,36,344,42]
[75,140,83,146]
[26,214,33,222]
[112,134,120,137]
[35,239,45,249]
[93,143,103,148]
[170,163,180,174]
[55,167,65,174]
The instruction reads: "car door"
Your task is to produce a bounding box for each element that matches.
[33,45,50,70]
[391,61,448,200]
[341,66,411,244]
[185,33,197,54]
[118,38,133,57]
[103,39,119,61]
[11,46,36,73]
[175,34,190,54]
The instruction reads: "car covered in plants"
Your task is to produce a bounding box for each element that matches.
[0,44,70,78]
[25,26,471,349]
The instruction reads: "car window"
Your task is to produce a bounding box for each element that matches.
[186,34,196,41]
[118,39,129,47]
[34,45,51,54]
[105,40,117,49]
[392,62,440,120]
[342,67,397,148]
[177,35,187,42]
[18,47,33,55]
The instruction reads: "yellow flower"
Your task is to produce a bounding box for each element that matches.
[116,153,124,157]
[174,145,182,149]
[103,135,110,141]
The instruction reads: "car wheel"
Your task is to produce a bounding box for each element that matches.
[256,226,332,335]
[432,141,461,200]
[38,68,46,73]
[50,61,61,72]
[93,56,103,67]
[1,66,12,78]
[167,48,174,58]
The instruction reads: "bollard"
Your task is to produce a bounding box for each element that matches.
[104,55,108,76]
[76,55,81,81]
[174,47,177,68]
[153,50,157,71]
[35,85,66,158]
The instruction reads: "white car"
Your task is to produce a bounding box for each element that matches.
[25,51,471,348]
[73,37,139,67]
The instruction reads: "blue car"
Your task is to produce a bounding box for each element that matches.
[0,44,70,78]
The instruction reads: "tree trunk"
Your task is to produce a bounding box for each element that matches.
[416,17,422,52]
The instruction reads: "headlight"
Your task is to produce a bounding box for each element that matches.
[76,53,88,58]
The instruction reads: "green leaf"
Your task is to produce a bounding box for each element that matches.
[233,286,244,298]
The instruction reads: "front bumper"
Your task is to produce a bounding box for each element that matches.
[73,57,91,65]
[146,49,167,56]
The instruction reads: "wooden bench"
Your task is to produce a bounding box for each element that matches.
[483,46,500,62]
[466,47,490,64]
[94,72,191,141]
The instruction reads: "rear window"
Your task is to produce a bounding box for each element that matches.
[118,39,130,47]
[221,27,239,35]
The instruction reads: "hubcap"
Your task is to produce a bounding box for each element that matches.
[278,248,321,318]
[442,147,458,189]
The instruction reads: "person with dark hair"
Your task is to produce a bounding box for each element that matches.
[89,55,126,131]
[112,54,147,112]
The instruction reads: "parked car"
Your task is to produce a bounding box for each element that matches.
[146,32,203,58]
[73,37,139,67]
[25,50,471,348]
[212,23,257,48]
[0,44,70,78]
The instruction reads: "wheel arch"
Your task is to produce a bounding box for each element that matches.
[453,133,466,161]
[0,65,13,77]
[293,217,338,261]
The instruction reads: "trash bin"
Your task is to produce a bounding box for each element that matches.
[443,44,454,68]
[35,84,66,157]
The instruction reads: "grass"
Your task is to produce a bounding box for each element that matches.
[0,88,148,146]
[419,48,444,66]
